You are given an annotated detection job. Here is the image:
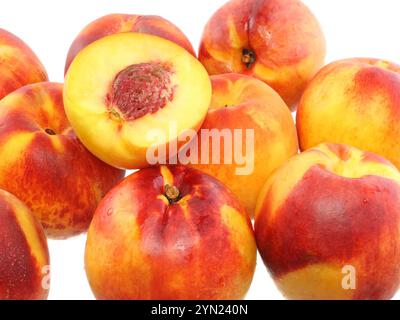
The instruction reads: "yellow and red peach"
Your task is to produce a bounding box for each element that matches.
[255,143,400,300]
[64,32,212,170]
[85,165,257,300]
[297,58,400,169]
[65,14,195,73]
[0,28,48,100]
[0,82,125,238]
[183,73,298,216]
[0,189,49,300]
[199,0,326,109]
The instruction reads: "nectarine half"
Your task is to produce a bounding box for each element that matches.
[64,33,212,169]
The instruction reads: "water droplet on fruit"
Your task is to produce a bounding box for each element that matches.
[106,208,113,216]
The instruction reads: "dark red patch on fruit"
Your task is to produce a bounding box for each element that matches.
[107,63,175,121]
[353,66,400,114]
[0,195,41,300]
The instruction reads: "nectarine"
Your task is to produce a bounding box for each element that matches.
[85,165,257,300]
[0,82,125,238]
[199,0,326,109]
[255,143,400,300]
[297,58,400,169]
[0,189,49,300]
[64,32,212,170]
[0,29,48,100]
[183,73,298,216]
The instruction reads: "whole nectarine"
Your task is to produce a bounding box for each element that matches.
[297,58,400,169]
[0,189,49,300]
[199,0,326,109]
[85,165,257,300]
[182,73,298,216]
[0,82,125,238]
[255,143,400,300]
[0,29,48,100]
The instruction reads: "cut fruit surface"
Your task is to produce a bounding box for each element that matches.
[64,32,212,170]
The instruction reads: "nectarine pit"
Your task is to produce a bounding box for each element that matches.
[107,62,175,121]
[242,48,256,69]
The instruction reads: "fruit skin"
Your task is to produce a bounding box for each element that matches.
[297,58,400,169]
[85,165,257,300]
[185,73,298,216]
[0,29,48,100]
[65,14,195,73]
[0,189,49,300]
[199,0,326,109]
[0,82,125,239]
[255,143,400,300]
[64,32,212,170]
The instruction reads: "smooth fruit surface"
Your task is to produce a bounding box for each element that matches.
[297,58,400,169]
[64,32,212,170]
[65,14,195,73]
[255,143,400,300]
[0,189,49,300]
[185,73,298,216]
[0,82,125,238]
[0,29,48,100]
[199,0,326,109]
[85,165,257,300]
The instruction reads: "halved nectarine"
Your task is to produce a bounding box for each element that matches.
[64,33,212,170]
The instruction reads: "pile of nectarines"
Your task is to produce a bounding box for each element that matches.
[1,0,400,301]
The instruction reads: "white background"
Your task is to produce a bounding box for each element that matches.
[1,0,400,300]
